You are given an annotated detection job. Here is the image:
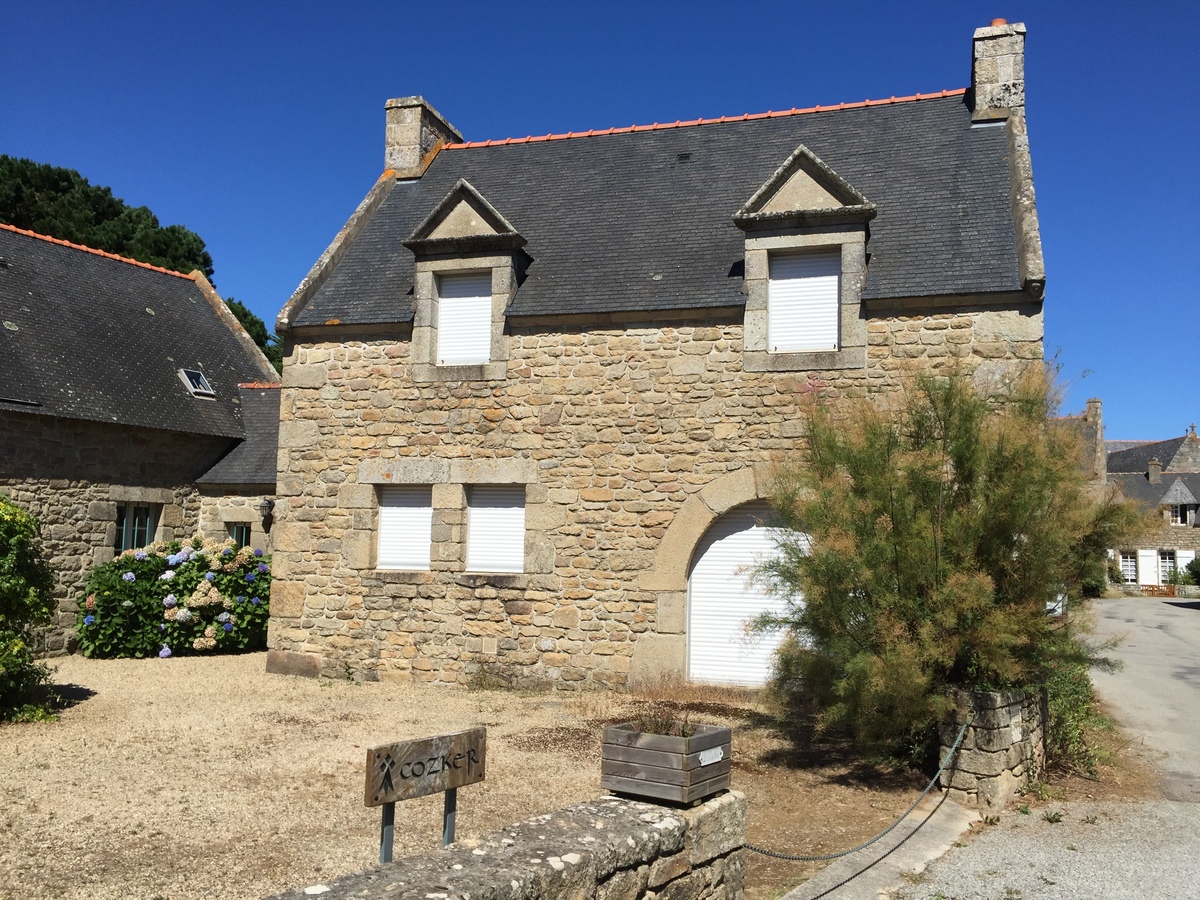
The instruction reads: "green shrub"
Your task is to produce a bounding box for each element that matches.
[758,372,1143,766]
[0,496,56,720]
[77,536,271,659]
[1187,557,1200,586]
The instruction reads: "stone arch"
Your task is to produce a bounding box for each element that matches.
[629,465,775,684]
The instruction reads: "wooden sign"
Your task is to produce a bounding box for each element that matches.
[365,726,486,807]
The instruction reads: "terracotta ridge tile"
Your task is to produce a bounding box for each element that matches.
[0,222,196,279]
[443,88,967,150]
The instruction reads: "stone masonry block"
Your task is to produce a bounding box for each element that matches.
[683,790,747,865]
[699,467,758,518]
[657,591,685,634]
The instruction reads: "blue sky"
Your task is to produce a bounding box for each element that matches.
[2,1,1195,439]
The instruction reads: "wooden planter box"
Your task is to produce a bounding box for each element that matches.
[600,722,732,804]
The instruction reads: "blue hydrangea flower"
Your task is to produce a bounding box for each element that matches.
[159,624,166,632]
[223,622,233,632]
[250,596,261,605]
[244,573,256,582]
[134,551,147,561]
[122,572,136,582]
[167,554,180,566]
[222,548,232,556]
[83,615,95,626]
[234,595,245,603]
[205,572,215,582]
[159,645,172,658]
[257,563,269,574]
[160,570,175,581]
[163,595,177,608]
[254,548,264,557]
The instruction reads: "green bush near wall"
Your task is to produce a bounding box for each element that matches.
[1,496,56,720]
[77,537,271,659]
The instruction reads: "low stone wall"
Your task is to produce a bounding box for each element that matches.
[939,689,1046,810]
[271,791,746,900]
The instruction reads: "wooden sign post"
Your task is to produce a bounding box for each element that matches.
[364,726,486,862]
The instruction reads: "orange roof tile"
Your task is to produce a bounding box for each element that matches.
[238,381,282,389]
[0,222,196,279]
[444,89,967,150]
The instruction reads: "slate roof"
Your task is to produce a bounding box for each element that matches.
[196,386,281,485]
[291,93,1021,328]
[1110,473,1200,509]
[0,226,271,439]
[1108,437,1189,474]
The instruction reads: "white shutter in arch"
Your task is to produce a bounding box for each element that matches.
[687,501,800,687]
[377,486,433,570]
[437,273,493,365]
[467,485,526,573]
[768,251,840,353]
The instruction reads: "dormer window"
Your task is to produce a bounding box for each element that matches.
[404,179,527,383]
[734,144,875,373]
[179,368,215,398]
[436,272,493,365]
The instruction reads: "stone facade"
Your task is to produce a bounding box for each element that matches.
[196,488,273,554]
[268,304,1042,686]
[1,409,236,653]
[939,689,1047,810]
[271,791,746,900]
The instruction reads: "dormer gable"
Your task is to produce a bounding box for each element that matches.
[733,144,876,231]
[404,179,526,256]
[1161,478,1198,506]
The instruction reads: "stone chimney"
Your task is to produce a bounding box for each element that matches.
[1148,458,1162,484]
[971,19,1026,121]
[971,19,1045,301]
[1083,398,1105,484]
[385,97,462,178]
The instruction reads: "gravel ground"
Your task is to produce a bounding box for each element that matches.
[893,800,1200,900]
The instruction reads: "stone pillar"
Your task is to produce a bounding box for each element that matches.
[939,688,1047,810]
[384,96,462,177]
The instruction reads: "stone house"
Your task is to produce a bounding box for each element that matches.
[1106,427,1200,586]
[0,224,279,653]
[267,21,1046,687]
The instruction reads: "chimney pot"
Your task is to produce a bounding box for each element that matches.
[384,97,463,179]
[991,17,1007,26]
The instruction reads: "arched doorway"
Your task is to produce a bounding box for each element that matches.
[686,501,798,687]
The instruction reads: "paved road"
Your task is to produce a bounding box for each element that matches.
[888,596,1200,899]
[1090,595,1200,802]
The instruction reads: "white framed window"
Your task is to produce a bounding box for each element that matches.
[115,503,160,551]
[767,251,840,353]
[1119,552,1137,583]
[436,272,493,365]
[1169,504,1195,526]
[1159,549,1177,585]
[466,485,525,573]
[377,486,433,570]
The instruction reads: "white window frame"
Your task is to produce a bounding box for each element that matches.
[466,485,526,574]
[1169,504,1194,526]
[1119,551,1138,584]
[436,272,493,366]
[377,486,433,571]
[1159,549,1177,585]
[767,251,841,353]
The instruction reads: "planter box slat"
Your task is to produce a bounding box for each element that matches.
[600,722,728,754]
[600,742,722,771]
[601,757,732,786]
[600,722,732,804]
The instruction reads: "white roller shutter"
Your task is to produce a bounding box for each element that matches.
[437,273,492,365]
[377,486,433,570]
[687,502,798,687]
[1137,548,1158,586]
[467,485,526,573]
[768,252,840,353]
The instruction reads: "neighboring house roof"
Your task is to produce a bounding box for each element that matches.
[290,92,1021,328]
[1108,430,1200,475]
[1110,473,1200,509]
[196,385,281,485]
[1106,439,1155,457]
[0,225,275,439]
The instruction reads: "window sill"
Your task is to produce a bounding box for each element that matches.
[367,570,435,584]
[412,362,507,383]
[456,573,528,590]
[743,346,866,372]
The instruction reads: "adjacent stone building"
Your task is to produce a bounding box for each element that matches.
[0,224,279,652]
[267,21,1047,687]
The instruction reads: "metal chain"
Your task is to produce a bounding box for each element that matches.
[744,713,974,862]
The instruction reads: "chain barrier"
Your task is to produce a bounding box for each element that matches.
[744,713,974,862]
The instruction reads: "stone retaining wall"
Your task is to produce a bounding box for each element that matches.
[939,689,1046,810]
[271,791,746,900]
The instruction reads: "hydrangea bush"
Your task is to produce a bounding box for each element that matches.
[77,536,271,659]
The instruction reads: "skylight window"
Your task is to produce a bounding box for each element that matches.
[178,368,216,398]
